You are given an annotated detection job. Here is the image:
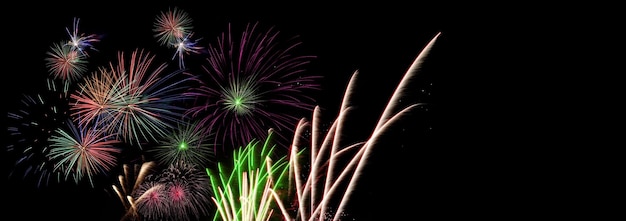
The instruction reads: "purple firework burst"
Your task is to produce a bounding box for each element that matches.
[184,21,321,154]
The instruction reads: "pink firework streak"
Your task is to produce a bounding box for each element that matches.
[276,32,441,221]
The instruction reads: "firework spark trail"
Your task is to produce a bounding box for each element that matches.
[112,161,156,221]
[332,32,440,220]
[207,130,290,221]
[275,32,441,221]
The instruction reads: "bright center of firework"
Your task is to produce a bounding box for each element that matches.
[222,78,259,115]
[178,142,188,150]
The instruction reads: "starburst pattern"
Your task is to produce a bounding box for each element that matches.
[45,41,89,89]
[153,7,202,68]
[47,120,121,187]
[153,7,193,48]
[147,121,215,168]
[185,22,321,154]
[65,17,100,57]
[70,49,194,148]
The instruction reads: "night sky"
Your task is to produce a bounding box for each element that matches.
[0,1,481,220]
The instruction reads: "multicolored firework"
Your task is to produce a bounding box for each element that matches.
[7,3,442,221]
[64,17,100,57]
[184,21,321,154]
[276,32,441,221]
[147,120,215,168]
[155,161,213,221]
[6,78,73,188]
[47,119,121,188]
[206,130,291,221]
[153,7,193,48]
[69,49,195,149]
[45,17,100,93]
[112,161,158,221]
[45,41,89,89]
[116,161,212,221]
[153,7,203,68]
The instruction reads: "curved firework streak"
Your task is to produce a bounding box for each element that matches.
[112,161,158,221]
[278,32,441,221]
[206,130,291,221]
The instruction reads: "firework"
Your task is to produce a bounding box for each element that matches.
[206,130,291,221]
[147,120,215,168]
[134,180,169,221]
[6,78,73,188]
[121,161,213,221]
[64,17,100,57]
[185,21,321,154]
[70,49,195,148]
[112,161,158,221]
[47,119,121,187]
[276,32,441,221]
[153,7,193,48]
[153,7,203,68]
[156,160,213,221]
[45,41,89,90]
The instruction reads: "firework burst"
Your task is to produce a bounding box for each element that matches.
[134,180,170,221]
[45,41,89,89]
[47,119,121,188]
[6,78,74,188]
[185,21,321,154]
[153,7,203,68]
[70,49,195,149]
[120,161,213,221]
[153,7,193,48]
[64,17,100,57]
[147,120,215,168]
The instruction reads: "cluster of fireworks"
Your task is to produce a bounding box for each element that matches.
[5,6,439,221]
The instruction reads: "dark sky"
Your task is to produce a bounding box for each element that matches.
[2,1,475,220]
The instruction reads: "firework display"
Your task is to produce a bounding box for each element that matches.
[5,5,439,221]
